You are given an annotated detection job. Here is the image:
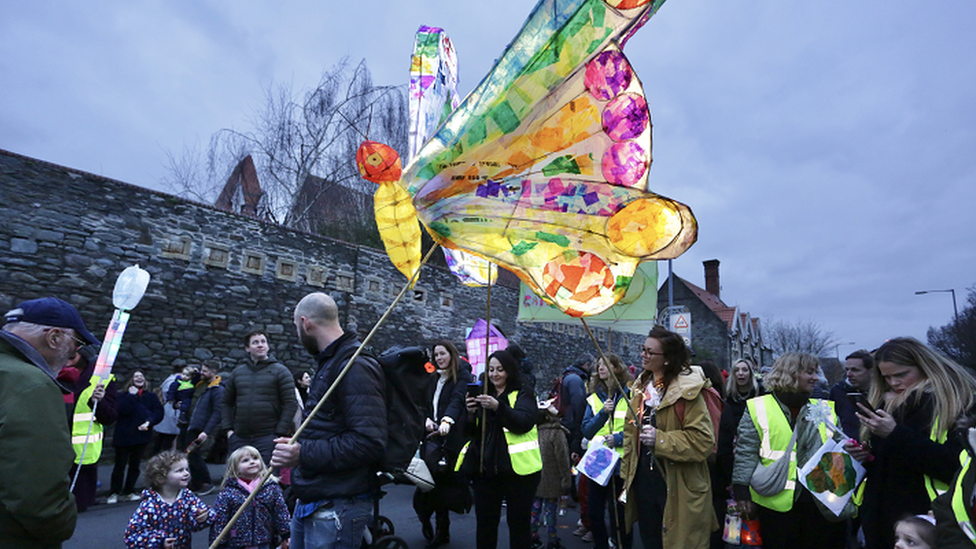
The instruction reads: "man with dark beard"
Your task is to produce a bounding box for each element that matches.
[271,292,386,549]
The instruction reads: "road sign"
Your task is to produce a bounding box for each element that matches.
[669,312,691,349]
[671,312,691,333]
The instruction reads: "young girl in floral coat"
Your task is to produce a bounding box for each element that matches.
[209,445,291,548]
[124,451,212,549]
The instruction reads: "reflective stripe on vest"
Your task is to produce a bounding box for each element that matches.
[747,395,833,512]
[72,374,114,465]
[587,393,628,457]
[504,391,542,475]
[454,392,542,475]
[925,419,950,501]
[951,450,976,544]
[455,441,470,473]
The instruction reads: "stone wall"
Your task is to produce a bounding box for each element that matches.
[0,149,642,391]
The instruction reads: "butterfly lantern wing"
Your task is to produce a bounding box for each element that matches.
[401,0,697,316]
[409,25,498,287]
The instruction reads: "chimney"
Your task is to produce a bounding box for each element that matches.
[703,259,720,299]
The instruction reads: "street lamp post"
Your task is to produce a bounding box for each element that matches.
[915,289,959,322]
[835,341,856,360]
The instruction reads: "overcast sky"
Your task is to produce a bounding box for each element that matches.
[2,0,974,355]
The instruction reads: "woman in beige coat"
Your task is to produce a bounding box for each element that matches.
[621,326,717,549]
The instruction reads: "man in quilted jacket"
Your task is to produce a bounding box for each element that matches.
[222,330,296,465]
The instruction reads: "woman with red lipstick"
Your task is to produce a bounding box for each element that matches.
[849,337,976,549]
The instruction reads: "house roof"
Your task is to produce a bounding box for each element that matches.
[214,155,264,217]
[676,276,738,330]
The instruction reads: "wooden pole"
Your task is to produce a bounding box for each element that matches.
[208,245,439,549]
[479,268,493,473]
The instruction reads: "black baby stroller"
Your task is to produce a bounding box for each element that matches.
[362,345,432,549]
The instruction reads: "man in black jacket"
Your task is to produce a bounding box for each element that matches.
[223,330,296,465]
[272,292,386,549]
[184,359,223,494]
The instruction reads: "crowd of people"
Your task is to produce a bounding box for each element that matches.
[4,294,976,549]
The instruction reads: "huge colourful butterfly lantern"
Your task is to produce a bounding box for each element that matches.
[357,0,697,317]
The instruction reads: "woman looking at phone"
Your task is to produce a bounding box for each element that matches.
[460,350,541,549]
[845,337,976,549]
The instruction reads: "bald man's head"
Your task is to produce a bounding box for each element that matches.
[294,292,343,355]
[294,292,339,326]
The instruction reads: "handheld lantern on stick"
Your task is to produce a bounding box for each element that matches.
[71,265,150,491]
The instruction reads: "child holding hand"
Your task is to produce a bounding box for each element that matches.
[210,445,291,548]
[124,451,211,549]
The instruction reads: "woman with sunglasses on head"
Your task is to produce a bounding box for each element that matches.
[621,326,717,549]
[845,337,976,549]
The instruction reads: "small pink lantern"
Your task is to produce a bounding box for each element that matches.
[464,319,508,378]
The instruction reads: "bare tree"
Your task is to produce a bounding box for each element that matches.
[765,318,839,358]
[163,58,408,235]
[927,285,976,370]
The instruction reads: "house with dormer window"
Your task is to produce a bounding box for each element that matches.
[657,259,772,372]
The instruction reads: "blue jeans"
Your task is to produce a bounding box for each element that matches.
[291,498,372,549]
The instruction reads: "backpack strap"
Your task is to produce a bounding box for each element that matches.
[675,399,687,426]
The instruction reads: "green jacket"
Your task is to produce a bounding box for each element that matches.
[0,333,77,548]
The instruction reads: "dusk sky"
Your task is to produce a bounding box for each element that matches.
[2,0,974,355]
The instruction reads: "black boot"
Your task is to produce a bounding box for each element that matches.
[420,515,433,542]
[427,512,450,548]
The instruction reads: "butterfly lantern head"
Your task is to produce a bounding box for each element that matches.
[357,141,401,184]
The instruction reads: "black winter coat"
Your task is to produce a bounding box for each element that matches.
[425,363,471,460]
[291,332,387,502]
[861,392,966,549]
[461,381,538,477]
[188,379,224,436]
[113,390,163,447]
[222,357,296,438]
[716,388,757,492]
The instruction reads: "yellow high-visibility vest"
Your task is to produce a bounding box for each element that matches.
[454,390,542,475]
[747,394,832,512]
[925,418,950,501]
[587,392,628,457]
[72,375,115,465]
[950,450,976,544]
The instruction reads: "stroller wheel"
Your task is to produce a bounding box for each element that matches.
[373,515,395,537]
[373,534,408,549]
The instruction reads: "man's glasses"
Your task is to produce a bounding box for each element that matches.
[641,347,664,357]
[45,327,87,349]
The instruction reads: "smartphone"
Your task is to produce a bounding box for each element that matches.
[467,382,483,399]
[846,392,866,409]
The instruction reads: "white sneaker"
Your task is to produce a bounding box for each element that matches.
[126,493,141,501]
[107,494,119,504]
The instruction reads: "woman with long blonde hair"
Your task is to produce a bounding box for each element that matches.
[581,354,633,549]
[848,337,976,549]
